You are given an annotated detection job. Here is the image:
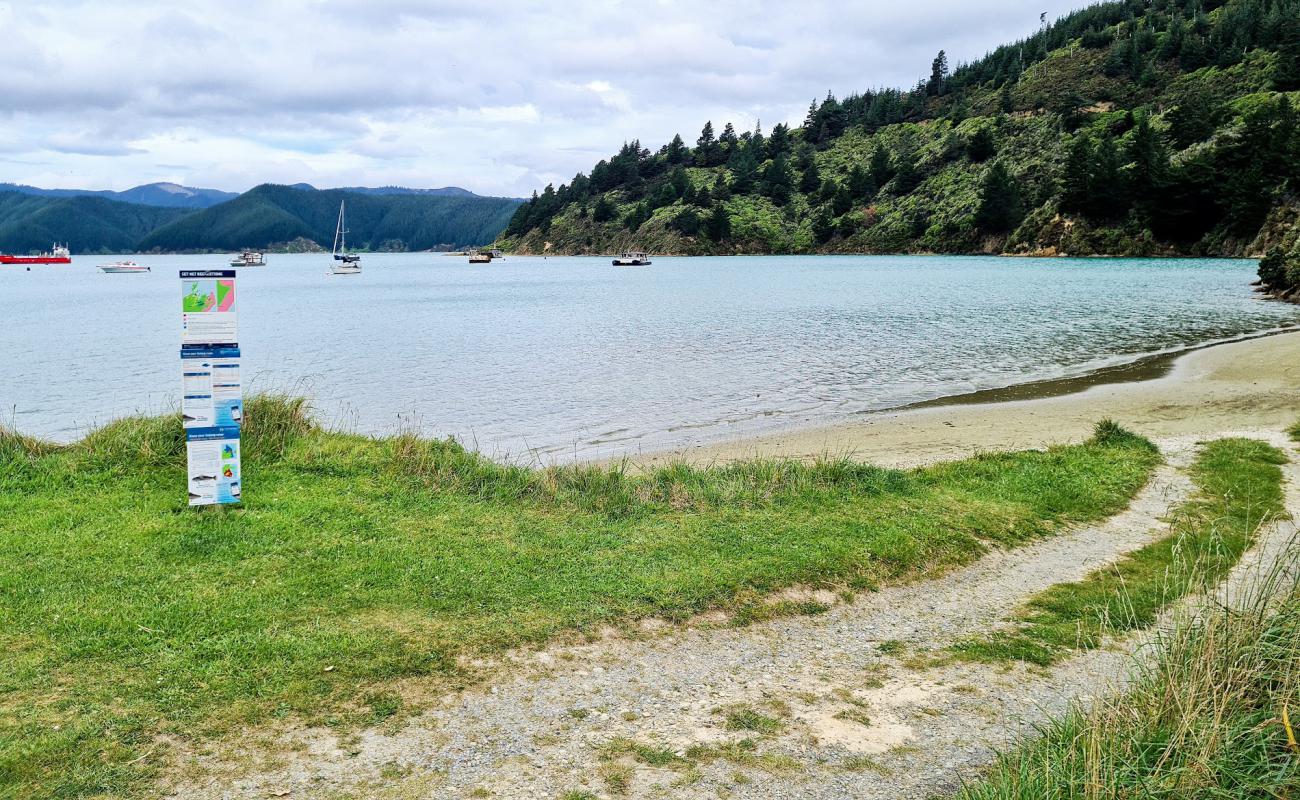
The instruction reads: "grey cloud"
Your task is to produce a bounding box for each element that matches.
[0,0,1092,195]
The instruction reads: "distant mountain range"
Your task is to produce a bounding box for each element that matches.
[0,181,516,212]
[0,182,238,209]
[0,183,524,254]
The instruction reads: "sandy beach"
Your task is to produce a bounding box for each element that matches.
[628,330,1300,470]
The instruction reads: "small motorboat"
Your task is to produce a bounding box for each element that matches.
[488,248,504,259]
[468,250,492,263]
[99,260,150,273]
[613,251,651,266]
[230,250,266,267]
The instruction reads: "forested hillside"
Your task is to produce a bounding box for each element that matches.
[0,193,190,254]
[496,0,1300,294]
[137,184,523,252]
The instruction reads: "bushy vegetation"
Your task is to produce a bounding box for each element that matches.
[138,184,523,252]
[0,400,1159,798]
[497,0,1300,269]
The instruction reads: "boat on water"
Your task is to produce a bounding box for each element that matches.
[230,249,266,267]
[99,260,150,274]
[488,248,504,259]
[612,251,651,266]
[1,244,72,265]
[330,200,361,275]
[468,249,492,263]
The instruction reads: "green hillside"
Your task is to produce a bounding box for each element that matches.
[495,0,1300,286]
[0,194,189,254]
[137,184,523,252]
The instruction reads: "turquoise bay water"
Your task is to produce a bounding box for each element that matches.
[2,254,1297,461]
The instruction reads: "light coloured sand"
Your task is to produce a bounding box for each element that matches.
[628,330,1300,470]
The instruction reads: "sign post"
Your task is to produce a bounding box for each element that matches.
[180,270,242,506]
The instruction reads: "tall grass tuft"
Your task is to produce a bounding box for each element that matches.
[0,425,62,462]
[957,548,1300,799]
[1091,418,1159,453]
[78,413,185,468]
[1289,417,1300,442]
[241,393,314,462]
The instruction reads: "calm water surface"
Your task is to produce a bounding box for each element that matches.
[3,254,1297,461]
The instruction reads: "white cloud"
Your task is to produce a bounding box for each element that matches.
[0,0,1092,196]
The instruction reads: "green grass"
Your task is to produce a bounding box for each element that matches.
[953,437,1289,666]
[0,401,1160,799]
[955,560,1300,799]
[1289,417,1300,442]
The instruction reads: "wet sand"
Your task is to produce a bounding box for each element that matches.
[627,330,1300,470]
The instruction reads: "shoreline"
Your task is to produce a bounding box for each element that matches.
[623,329,1300,470]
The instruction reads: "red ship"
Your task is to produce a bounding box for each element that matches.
[0,243,72,264]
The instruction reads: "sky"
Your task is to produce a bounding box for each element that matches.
[0,0,1093,198]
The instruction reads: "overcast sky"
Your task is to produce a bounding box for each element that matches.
[0,0,1092,197]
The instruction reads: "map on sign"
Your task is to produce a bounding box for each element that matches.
[182,279,236,313]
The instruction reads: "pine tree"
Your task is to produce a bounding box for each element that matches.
[974,160,1022,232]
[761,153,794,205]
[811,206,836,243]
[671,207,701,236]
[927,50,949,96]
[966,126,997,162]
[719,123,739,157]
[695,121,717,167]
[665,134,688,165]
[799,159,821,194]
[1125,116,1169,219]
[891,146,921,194]
[868,145,893,187]
[846,163,876,201]
[1086,136,1129,219]
[705,203,731,242]
[766,123,792,158]
[831,182,853,215]
[999,82,1015,113]
[729,147,758,194]
[1060,135,1093,214]
[592,196,615,223]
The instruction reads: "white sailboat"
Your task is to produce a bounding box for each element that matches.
[330,200,361,275]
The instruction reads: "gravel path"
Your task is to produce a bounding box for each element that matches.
[172,432,1298,800]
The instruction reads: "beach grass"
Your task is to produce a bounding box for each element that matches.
[952,437,1288,666]
[955,548,1300,799]
[0,399,1160,798]
[1290,417,1300,442]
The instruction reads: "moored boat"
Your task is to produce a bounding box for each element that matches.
[330,200,361,274]
[99,260,150,274]
[230,249,266,267]
[0,244,72,265]
[612,251,651,266]
[468,250,492,263]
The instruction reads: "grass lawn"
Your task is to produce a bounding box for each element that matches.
[0,398,1159,799]
[952,437,1289,665]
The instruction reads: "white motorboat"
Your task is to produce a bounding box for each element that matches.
[612,251,651,266]
[330,200,361,274]
[99,260,150,274]
[230,250,266,267]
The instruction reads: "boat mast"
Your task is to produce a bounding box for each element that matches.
[333,200,345,257]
